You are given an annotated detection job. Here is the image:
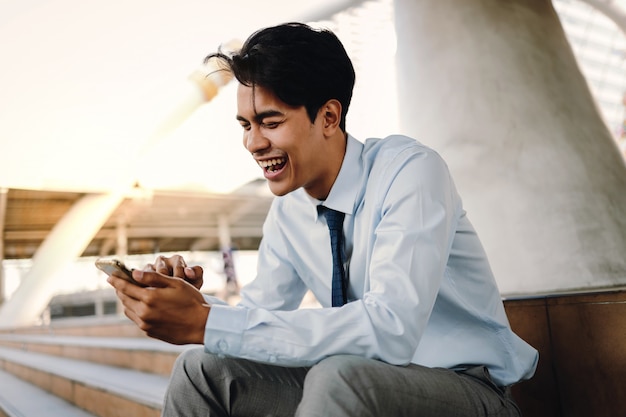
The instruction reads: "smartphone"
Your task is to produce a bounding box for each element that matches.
[95,257,146,287]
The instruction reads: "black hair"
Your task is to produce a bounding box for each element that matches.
[206,22,355,131]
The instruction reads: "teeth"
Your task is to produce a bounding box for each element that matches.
[258,158,286,168]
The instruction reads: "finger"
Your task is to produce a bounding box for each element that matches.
[132,269,177,289]
[119,299,147,330]
[155,256,170,275]
[189,265,203,279]
[172,255,187,278]
[107,275,144,300]
[153,254,185,276]
[184,265,204,289]
[183,266,194,279]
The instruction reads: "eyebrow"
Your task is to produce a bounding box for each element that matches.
[236,110,285,124]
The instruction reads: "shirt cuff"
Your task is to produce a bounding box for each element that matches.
[202,293,230,306]
[204,304,248,357]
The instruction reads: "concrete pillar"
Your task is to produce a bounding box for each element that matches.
[394,0,626,295]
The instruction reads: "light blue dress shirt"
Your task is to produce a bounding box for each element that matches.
[203,134,538,387]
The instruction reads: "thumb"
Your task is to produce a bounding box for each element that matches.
[132,269,174,288]
[184,265,204,290]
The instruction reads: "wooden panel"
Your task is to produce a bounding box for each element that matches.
[504,297,561,417]
[547,290,626,417]
[505,289,626,417]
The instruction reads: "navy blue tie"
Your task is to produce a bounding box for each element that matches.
[321,207,347,307]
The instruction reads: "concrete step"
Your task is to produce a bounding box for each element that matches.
[0,368,97,417]
[0,333,195,377]
[0,346,170,417]
[0,316,146,338]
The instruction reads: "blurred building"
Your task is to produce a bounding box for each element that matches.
[554,0,626,157]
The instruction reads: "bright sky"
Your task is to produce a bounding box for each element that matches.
[0,0,372,194]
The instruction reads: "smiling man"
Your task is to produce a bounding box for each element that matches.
[108,22,537,417]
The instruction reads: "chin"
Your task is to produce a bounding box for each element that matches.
[267,182,296,197]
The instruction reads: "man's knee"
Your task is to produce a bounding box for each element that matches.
[298,356,379,417]
[170,347,207,383]
[304,355,370,392]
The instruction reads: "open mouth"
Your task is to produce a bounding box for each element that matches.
[258,157,287,173]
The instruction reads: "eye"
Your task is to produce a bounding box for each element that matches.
[261,121,281,129]
[239,122,251,131]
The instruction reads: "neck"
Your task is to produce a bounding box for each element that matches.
[308,132,347,200]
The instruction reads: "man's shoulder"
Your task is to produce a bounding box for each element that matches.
[362,134,438,163]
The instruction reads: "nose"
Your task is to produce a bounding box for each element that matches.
[244,125,270,154]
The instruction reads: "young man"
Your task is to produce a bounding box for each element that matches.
[109,22,538,416]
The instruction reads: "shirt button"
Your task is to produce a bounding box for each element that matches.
[268,354,277,363]
[217,340,229,352]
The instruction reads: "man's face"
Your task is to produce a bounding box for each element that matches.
[236,84,333,199]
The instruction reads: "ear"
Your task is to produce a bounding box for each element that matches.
[320,99,342,136]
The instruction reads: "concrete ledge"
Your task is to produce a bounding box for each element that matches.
[0,346,170,417]
[0,369,96,417]
[0,334,197,376]
[0,316,146,338]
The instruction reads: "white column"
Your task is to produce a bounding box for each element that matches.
[394,0,626,294]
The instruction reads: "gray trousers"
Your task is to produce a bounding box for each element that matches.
[162,347,521,417]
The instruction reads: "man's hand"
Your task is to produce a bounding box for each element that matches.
[108,269,209,345]
[144,254,204,290]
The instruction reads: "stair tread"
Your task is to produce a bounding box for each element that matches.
[0,346,171,407]
[0,368,97,417]
[0,333,196,353]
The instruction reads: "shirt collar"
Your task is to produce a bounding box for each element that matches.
[318,134,364,217]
